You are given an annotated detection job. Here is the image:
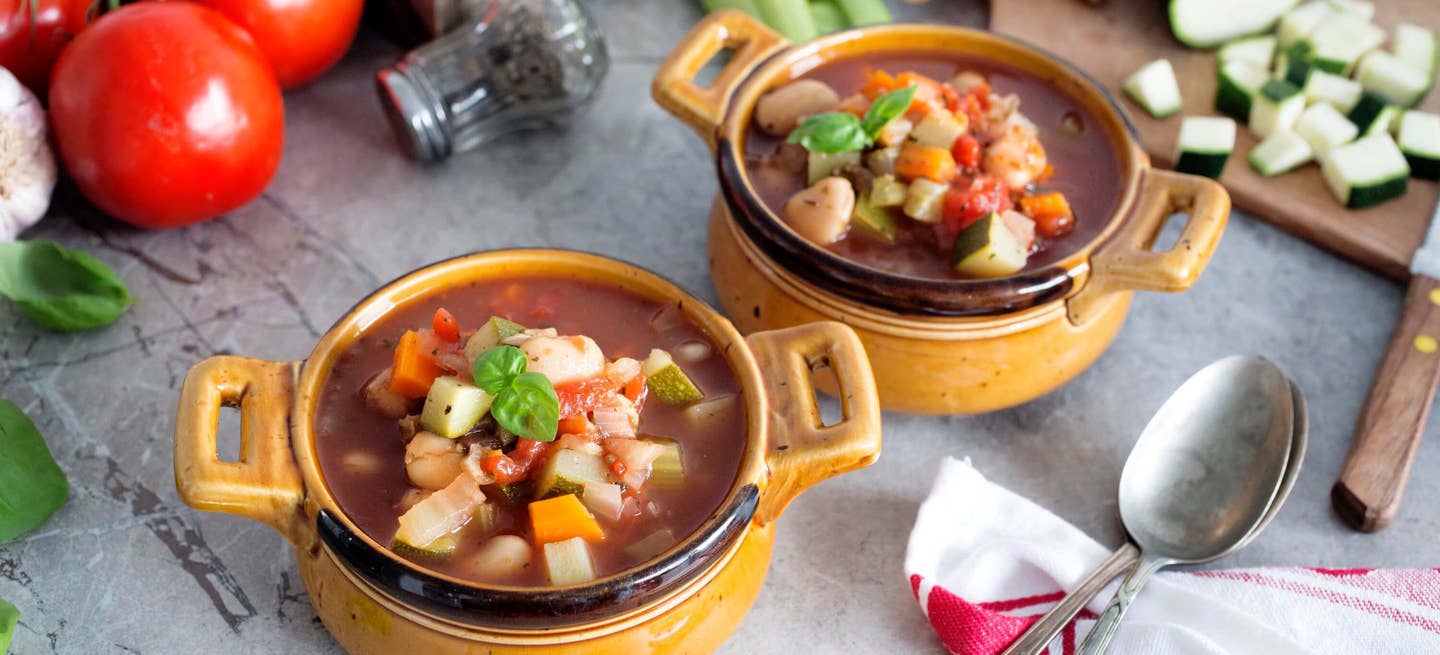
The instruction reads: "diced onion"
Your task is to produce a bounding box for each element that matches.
[673,340,712,364]
[461,447,498,486]
[604,357,642,387]
[395,472,485,546]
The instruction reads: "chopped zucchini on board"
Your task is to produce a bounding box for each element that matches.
[391,532,458,559]
[1167,0,1300,49]
[1398,111,1440,181]
[1302,70,1363,114]
[1393,24,1439,81]
[1354,51,1432,109]
[1249,130,1315,176]
[950,211,1028,278]
[543,537,596,585]
[534,448,611,499]
[1122,59,1183,118]
[851,191,899,243]
[1218,35,1278,68]
[420,376,494,438]
[808,151,861,185]
[1276,41,1314,87]
[1304,14,1385,75]
[1319,134,1410,208]
[1215,60,1269,122]
[1250,79,1306,138]
[1348,92,1403,137]
[1294,102,1358,154]
[1174,116,1237,179]
[643,349,704,405]
[1277,2,1333,47]
[463,317,526,362]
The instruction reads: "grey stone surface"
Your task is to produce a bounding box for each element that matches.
[0,1,1434,653]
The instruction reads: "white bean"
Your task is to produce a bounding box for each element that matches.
[468,535,533,582]
[522,335,606,385]
[783,177,855,245]
[404,431,465,490]
[755,79,840,136]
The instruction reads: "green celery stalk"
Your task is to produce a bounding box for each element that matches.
[756,0,819,41]
[810,0,848,34]
[834,0,891,26]
[701,0,762,16]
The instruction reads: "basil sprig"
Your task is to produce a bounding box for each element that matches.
[472,345,559,442]
[0,240,133,331]
[786,85,919,154]
[0,399,69,542]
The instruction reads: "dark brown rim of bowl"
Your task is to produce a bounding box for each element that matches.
[716,27,1140,317]
[304,248,763,630]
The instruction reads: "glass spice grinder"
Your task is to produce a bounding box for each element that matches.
[376,0,608,162]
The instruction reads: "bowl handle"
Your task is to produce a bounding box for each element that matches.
[174,356,307,546]
[1067,168,1230,326]
[746,322,882,525]
[651,9,787,148]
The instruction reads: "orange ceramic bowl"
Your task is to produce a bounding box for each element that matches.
[653,12,1231,414]
[173,249,881,653]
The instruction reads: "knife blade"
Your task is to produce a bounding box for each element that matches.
[1333,196,1440,532]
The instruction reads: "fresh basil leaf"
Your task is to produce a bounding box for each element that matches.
[0,596,15,654]
[472,345,527,395]
[0,399,68,542]
[0,240,133,332]
[861,85,918,137]
[786,112,869,153]
[490,372,559,443]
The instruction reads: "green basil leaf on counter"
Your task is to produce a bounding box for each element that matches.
[0,240,133,331]
[0,399,69,542]
[0,596,16,654]
[786,112,868,153]
[490,372,559,443]
[472,345,527,395]
[862,85,918,136]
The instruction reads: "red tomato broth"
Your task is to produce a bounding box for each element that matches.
[744,53,1123,280]
[314,277,746,586]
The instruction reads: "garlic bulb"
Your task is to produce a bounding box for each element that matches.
[0,66,56,242]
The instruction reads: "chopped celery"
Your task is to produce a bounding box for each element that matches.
[534,448,611,499]
[419,376,493,438]
[625,529,678,562]
[851,192,898,243]
[544,537,597,585]
[642,437,685,488]
[808,150,860,184]
[472,502,499,537]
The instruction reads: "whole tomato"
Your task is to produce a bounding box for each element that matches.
[194,0,363,89]
[48,3,283,229]
[0,0,95,95]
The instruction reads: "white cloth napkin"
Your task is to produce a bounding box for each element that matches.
[904,458,1440,655]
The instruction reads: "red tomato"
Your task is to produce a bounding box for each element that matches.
[193,0,363,89]
[942,176,1011,235]
[431,308,460,342]
[952,135,981,169]
[555,377,616,419]
[0,0,93,95]
[49,3,284,230]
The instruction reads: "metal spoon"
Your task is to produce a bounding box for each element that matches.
[1070,356,1293,654]
[1002,378,1306,655]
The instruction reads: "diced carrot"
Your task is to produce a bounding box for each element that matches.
[1019,192,1073,222]
[859,68,898,99]
[895,143,958,183]
[530,494,605,544]
[389,330,443,398]
[432,308,460,342]
[557,414,590,437]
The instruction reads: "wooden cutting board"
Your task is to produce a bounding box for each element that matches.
[992,0,1440,281]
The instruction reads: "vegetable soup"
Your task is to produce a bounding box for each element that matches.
[745,53,1123,280]
[315,277,746,587]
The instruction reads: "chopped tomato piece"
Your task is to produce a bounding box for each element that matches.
[622,374,648,411]
[507,438,553,478]
[942,176,1011,235]
[482,452,526,485]
[952,135,981,169]
[555,377,617,419]
[431,308,460,342]
[557,414,591,437]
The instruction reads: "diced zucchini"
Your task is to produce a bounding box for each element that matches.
[463,317,526,362]
[1122,59,1182,118]
[390,532,457,560]
[1250,79,1306,138]
[1218,35,1277,69]
[1347,91,1402,137]
[581,482,625,521]
[1215,60,1269,122]
[1249,130,1315,176]
[534,448,611,499]
[1319,134,1410,208]
[420,376,494,438]
[1302,70,1362,113]
[1393,23,1439,81]
[851,191,899,243]
[1276,40,1314,87]
[875,117,912,148]
[1277,2,1333,47]
[641,436,684,488]
[643,349,704,405]
[1174,116,1236,179]
[1167,0,1299,49]
[1355,51,1431,109]
[903,178,948,224]
[1305,14,1384,75]
[808,151,860,184]
[950,211,1028,278]
[1294,102,1358,154]
[909,110,967,148]
[1398,111,1440,181]
[865,147,899,177]
[624,529,678,562]
[543,537,596,585]
[869,174,907,207]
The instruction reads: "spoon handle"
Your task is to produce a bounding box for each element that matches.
[1001,543,1140,655]
[1075,555,1169,655]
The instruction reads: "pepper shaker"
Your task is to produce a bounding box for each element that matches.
[377,0,608,162]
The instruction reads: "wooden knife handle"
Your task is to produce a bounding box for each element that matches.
[1334,274,1440,532]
